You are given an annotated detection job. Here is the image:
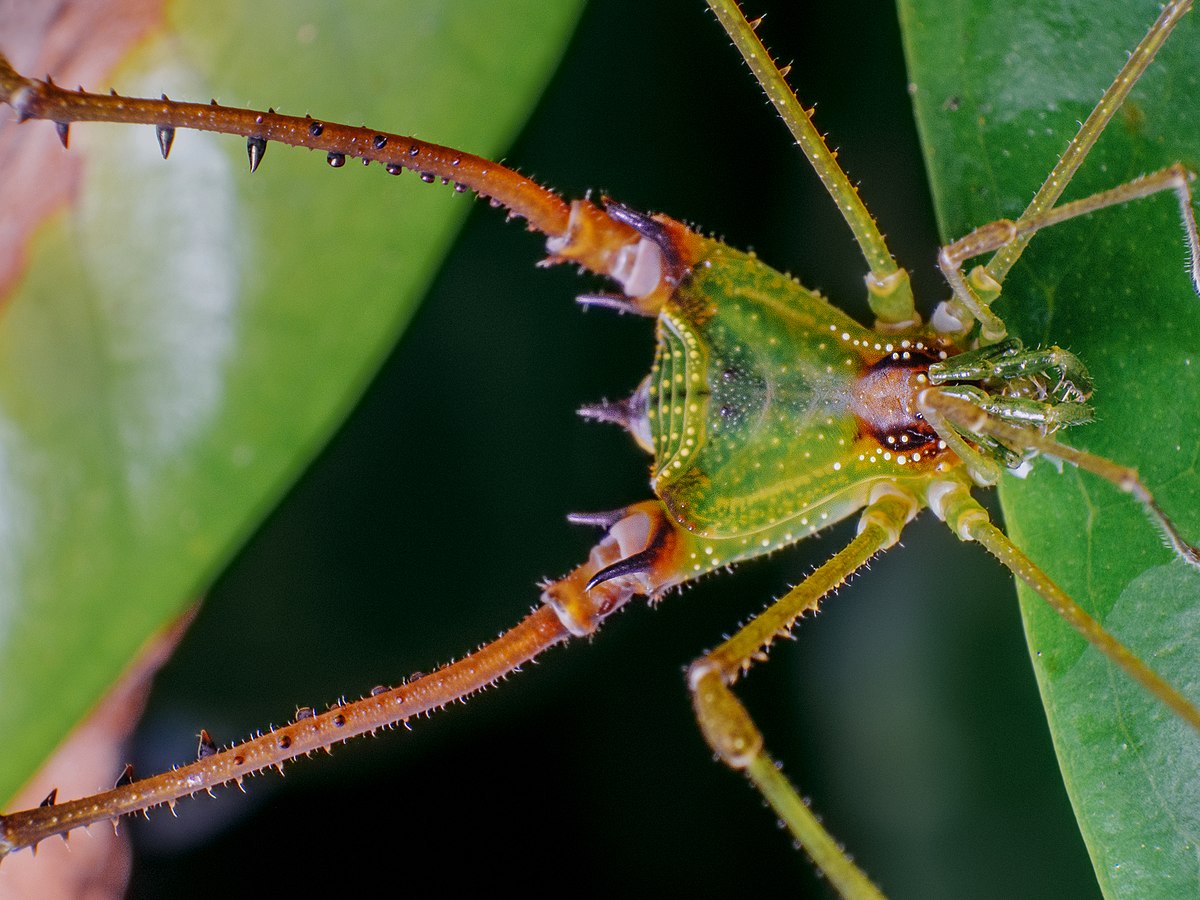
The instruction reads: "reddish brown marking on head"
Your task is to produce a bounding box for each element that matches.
[849,352,939,451]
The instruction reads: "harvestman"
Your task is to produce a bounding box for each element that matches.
[0,1,1198,895]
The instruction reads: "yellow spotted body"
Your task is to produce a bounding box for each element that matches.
[0,3,1198,897]
[638,238,961,579]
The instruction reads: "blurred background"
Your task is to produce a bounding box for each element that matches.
[118,0,1096,896]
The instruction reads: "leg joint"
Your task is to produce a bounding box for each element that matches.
[926,479,989,541]
[688,663,763,770]
[856,483,920,548]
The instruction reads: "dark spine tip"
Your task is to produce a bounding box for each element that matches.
[39,789,58,808]
[115,763,135,788]
[197,729,218,759]
[601,198,684,282]
[575,292,642,315]
[326,151,345,168]
[247,136,267,173]
[602,199,659,236]
[585,548,656,592]
[54,121,69,149]
[578,396,634,428]
[566,507,629,529]
[155,124,175,160]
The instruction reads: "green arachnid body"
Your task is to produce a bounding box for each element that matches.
[1,1,1199,897]
[643,236,956,573]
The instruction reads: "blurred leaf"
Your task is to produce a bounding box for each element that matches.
[0,0,583,804]
[0,608,193,899]
[901,0,1200,894]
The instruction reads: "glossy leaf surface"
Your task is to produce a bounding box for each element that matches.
[902,0,1200,894]
[0,0,583,805]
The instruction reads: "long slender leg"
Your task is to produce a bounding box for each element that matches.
[0,55,642,281]
[920,389,1200,571]
[689,487,919,900]
[925,478,1200,734]
[0,501,678,856]
[0,606,573,855]
[937,164,1200,339]
[984,0,1194,288]
[704,0,915,326]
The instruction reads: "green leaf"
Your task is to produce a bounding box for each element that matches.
[0,0,583,805]
[901,0,1200,895]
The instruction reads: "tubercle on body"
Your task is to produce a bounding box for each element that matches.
[0,59,978,850]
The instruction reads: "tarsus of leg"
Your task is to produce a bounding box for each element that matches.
[984,0,1194,288]
[705,0,915,327]
[928,479,1200,735]
[688,489,918,900]
[0,55,640,279]
[921,388,1200,570]
[0,605,574,857]
[939,164,1200,340]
